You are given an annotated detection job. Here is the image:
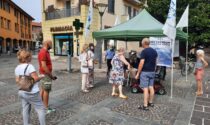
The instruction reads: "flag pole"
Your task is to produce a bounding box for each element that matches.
[171,39,174,98]
[185,26,189,81]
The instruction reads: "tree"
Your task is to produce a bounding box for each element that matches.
[145,0,210,44]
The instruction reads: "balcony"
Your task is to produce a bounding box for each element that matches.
[45,7,80,20]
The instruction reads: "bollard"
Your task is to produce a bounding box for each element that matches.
[67,54,71,73]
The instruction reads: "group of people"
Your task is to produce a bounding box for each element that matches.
[79,38,158,110]
[14,37,208,124]
[107,38,158,110]
[79,43,95,92]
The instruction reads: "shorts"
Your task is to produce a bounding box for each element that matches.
[195,68,204,80]
[40,75,52,92]
[140,72,155,88]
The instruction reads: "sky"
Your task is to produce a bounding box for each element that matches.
[12,0,41,22]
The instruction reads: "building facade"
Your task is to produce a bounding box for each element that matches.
[31,22,42,50]
[0,0,34,54]
[42,0,143,57]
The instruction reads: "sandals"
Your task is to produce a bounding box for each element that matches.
[111,93,119,97]
[138,105,149,111]
[82,89,89,93]
[87,84,94,88]
[196,91,203,96]
[119,95,128,99]
[148,102,154,107]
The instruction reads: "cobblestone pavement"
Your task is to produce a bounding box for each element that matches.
[190,70,210,125]
[0,54,204,125]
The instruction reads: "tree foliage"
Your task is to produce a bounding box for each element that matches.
[143,0,210,44]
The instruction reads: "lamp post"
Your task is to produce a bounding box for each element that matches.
[96,3,107,69]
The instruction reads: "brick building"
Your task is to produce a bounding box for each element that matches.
[0,0,34,54]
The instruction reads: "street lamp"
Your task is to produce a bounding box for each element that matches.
[96,3,107,69]
[96,3,108,30]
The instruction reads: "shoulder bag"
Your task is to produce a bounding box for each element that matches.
[17,64,34,92]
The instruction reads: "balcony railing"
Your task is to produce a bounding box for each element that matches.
[45,8,80,20]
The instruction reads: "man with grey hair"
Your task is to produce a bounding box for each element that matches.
[135,38,158,111]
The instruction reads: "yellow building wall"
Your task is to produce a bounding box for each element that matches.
[42,5,99,56]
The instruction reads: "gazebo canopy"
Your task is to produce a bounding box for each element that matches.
[92,9,187,41]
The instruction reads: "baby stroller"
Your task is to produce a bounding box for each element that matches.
[129,66,166,95]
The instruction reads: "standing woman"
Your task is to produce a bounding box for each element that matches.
[194,50,208,96]
[109,47,130,99]
[79,44,90,92]
[87,43,95,87]
[15,49,45,125]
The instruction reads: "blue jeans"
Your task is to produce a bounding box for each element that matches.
[140,72,155,88]
[18,91,46,125]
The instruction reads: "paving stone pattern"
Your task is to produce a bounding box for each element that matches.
[110,93,181,125]
[87,119,113,125]
[190,79,210,125]
[0,107,75,125]
[0,55,204,125]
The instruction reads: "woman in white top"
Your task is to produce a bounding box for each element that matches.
[15,49,46,125]
[79,44,91,93]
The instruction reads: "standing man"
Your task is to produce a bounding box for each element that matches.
[38,40,57,114]
[135,38,158,111]
[105,45,115,77]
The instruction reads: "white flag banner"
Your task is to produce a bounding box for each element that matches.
[162,0,176,40]
[109,16,121,46]
[84,0,93,38]
[177,5,189,28]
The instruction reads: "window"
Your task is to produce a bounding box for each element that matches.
[20,14,23,25]
[133,8,137,17]
[128,6,131,19]
[6,20,11,30]
[108,0,115,14]
[24,17,27,26]
[0,0,2,9]
[53,34,73,56]
[1,17,4,28]
[15,23,19,33]
[4,2,10,13]
[0,17,3,28]
[14,9,19,18]
[4,18,6,28]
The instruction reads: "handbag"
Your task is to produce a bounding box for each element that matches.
[17,64,34,92]
[81,53,92,68]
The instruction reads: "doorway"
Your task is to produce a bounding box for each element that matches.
[53,34,73,56]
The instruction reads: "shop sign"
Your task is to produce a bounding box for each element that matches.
[50,26,73,32]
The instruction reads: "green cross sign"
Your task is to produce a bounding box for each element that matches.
[73,19,83,31]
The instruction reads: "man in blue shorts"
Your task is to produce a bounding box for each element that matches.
[135,38,158,111]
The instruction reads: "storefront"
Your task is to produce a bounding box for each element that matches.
[53,33,73,56]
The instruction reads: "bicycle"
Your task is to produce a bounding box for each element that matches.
[179,56,195,76]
